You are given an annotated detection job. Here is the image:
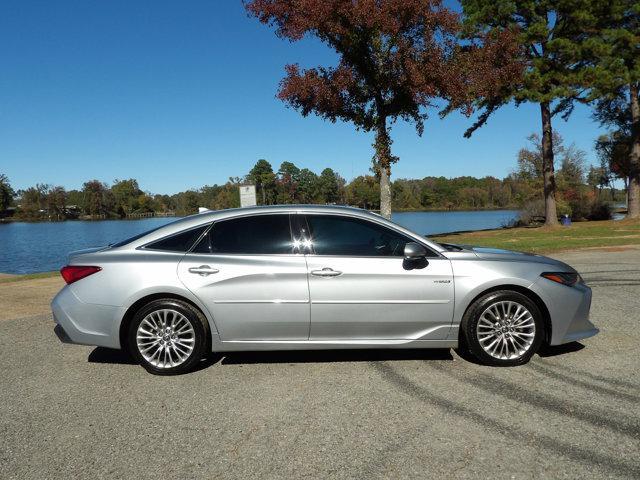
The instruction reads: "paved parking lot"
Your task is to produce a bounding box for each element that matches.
[1,248,639,479]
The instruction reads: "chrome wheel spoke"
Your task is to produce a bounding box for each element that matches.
[136,309,196,369]
[139,342,159,353]
[175,324,192,335]
[166,346,174,367]
[138,327,155,337]
[512,315,532,327]
[173,343,191,356]
[512,331,534,339]
[149,345,162,362]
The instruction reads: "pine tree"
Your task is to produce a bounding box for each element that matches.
[461,0,599,225]
[582,0,640,218]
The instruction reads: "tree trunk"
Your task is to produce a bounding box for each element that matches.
[628,83,640,219]
[375,116,392,219]
[540,102,559,226]
[624,176,629,210]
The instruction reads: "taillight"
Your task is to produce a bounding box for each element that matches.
[60,265,102,284]
[541,272,582,287]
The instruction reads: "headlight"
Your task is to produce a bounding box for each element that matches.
[541,272,583,286]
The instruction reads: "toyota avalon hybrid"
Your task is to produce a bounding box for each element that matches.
[52,205,598,375]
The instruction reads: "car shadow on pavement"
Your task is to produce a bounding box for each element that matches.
[88,347,137,365]
[87,343,581,369]
[452,341,585,366]
[87,347,221,372]
[87,347,452,369]
[537,341,585,357]
[218,348,453,365]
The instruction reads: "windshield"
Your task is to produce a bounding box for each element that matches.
[437,242,463,252]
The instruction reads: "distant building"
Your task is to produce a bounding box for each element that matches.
[0,206,16,218]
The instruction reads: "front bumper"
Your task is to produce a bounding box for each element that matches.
[51,286,122,349]
[531,279,598,345]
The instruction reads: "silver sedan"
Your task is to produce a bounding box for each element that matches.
[52,205,597,375]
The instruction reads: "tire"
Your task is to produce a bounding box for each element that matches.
[128,299,210,375]
[460,290,544,367]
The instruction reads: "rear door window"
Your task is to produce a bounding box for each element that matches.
[192,214,293,254]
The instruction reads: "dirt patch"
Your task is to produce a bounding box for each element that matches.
[548,244,640,254]
[589,246,637,252]
[0,277,65,321]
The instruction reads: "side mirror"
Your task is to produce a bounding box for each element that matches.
[404,242,427,260]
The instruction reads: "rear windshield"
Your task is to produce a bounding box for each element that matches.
[109,225,167,248]
[143,225,210,252]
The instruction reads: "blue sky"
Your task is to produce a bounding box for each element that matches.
[1,0,606,194]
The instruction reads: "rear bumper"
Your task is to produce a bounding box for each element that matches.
[51,286,122,349]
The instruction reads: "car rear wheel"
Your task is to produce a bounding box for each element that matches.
[461,290,544,366]
[128,299,209,375]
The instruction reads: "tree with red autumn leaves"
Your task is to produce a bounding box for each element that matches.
[245,0,520,218]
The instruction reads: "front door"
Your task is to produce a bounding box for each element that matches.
[178,213,310,341]
[300,214,454,341]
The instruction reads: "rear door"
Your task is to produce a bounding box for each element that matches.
[178,213,310,341]
[299,213,454,341]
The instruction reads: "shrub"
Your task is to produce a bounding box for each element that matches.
[516,198,571,226]
[563,188,593,221]
[515,199,545,226]
[587,201,613,221]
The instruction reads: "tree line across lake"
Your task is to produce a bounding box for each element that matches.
[0,130,623,223]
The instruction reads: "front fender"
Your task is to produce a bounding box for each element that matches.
[448,259,540,339]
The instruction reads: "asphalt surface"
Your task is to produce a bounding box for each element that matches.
[1,248,639,479]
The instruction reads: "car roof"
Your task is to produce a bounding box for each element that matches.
[114,204,445,253]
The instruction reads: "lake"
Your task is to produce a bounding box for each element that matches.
[0,209,518,274]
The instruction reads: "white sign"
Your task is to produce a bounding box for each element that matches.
[239,185,257,208]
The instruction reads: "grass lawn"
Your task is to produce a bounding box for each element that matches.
[431,219,640,254]
[0,271,59,284]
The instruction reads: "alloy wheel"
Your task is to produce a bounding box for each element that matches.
[136,308,195,368]
[476,300,536,360]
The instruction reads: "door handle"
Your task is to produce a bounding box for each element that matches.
[310,267,343,277]
[188,265,219,276]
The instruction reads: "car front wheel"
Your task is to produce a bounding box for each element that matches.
[128,299,209,375]
[461,290,544,366]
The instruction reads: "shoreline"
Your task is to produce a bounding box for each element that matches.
[0,271,60,283]
[0,207,521,224]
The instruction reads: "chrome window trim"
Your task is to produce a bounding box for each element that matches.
[133,208,444,258]
[182,252,304,258]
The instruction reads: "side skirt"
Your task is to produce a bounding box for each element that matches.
[210,334,457,352]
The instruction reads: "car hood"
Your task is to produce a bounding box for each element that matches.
[442,244,576,271]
